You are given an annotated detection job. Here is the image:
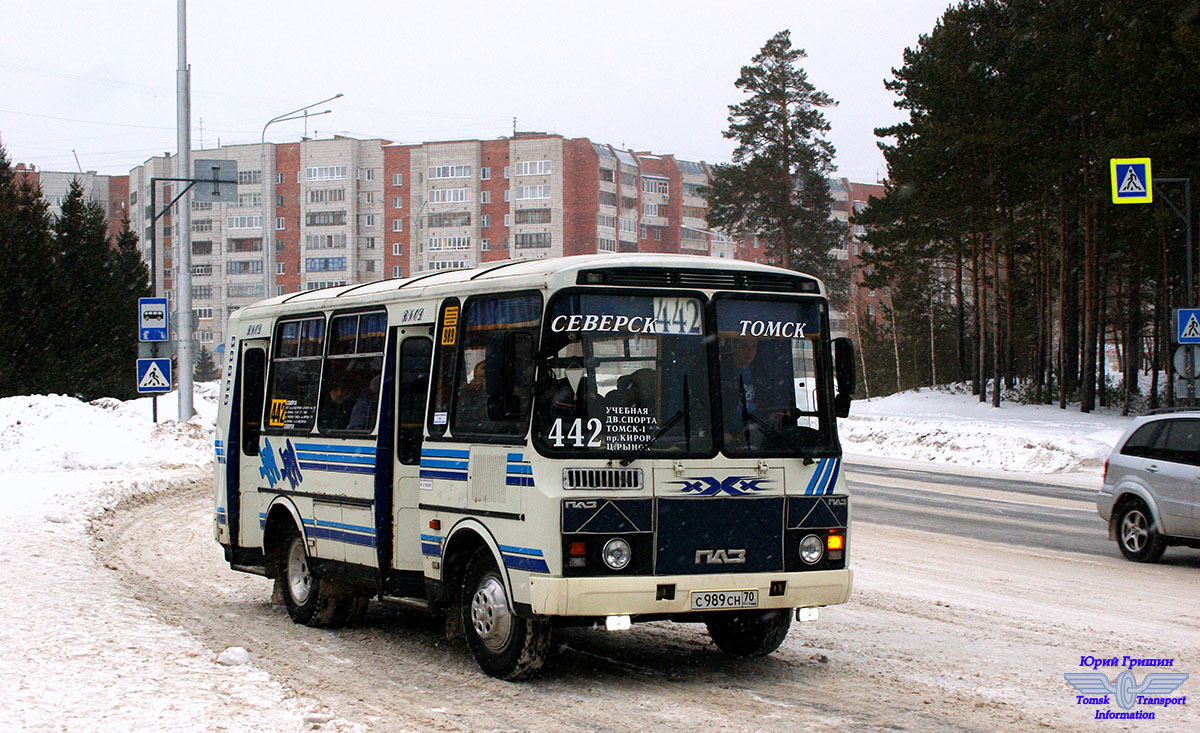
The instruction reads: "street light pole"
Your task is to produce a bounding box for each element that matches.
[261,94,342,300]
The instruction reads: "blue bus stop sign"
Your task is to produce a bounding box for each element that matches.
[139,297,169,342]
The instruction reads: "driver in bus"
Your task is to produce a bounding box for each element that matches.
[722,337,797,446]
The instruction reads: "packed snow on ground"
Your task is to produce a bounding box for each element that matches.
[841,386,1133,476]
[0,383,1140,729]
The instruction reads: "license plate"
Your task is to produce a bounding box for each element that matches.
[690,589,759,610]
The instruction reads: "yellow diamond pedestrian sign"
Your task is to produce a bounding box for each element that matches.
[1110,158,1152,204]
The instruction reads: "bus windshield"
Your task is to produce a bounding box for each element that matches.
[534,290,836,459]
[535,291,713,459]
[713,295,834,457]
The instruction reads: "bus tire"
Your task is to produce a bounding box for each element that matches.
[279,530,344,628]
[461,548,551,680]
[705,609,792,658]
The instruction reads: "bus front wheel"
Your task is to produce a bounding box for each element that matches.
[705,609,792,658]
[460,548,551,680]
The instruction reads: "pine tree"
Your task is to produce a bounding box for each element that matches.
[54,178,120,399]
[194,345,220,382]
[0,146,61,397]
[705,30,847,296]
[107,217,151,398]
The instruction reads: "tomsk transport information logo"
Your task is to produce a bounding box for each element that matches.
[1065,655,1188,721]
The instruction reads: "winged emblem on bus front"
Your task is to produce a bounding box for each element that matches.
[670,476,771,496]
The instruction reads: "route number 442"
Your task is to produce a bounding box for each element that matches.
[548,418,602,447]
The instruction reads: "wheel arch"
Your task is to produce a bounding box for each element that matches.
[1108,485,1162,541]
[263,497,307,579]
[440,518,510,608]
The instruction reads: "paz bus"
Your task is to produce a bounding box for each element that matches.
[214,254,855,679]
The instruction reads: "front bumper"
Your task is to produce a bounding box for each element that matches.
[527,568,852,617]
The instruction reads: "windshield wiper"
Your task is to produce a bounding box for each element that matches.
[618,376,691,467]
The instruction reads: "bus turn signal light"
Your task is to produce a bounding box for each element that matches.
[568,541,587,556]
[827,534,844,551]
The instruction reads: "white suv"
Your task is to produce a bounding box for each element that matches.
[1097,410,1200,562]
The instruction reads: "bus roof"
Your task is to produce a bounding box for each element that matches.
[233,254,825,320]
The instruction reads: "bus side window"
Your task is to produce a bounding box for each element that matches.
[241,347,266,456]
[397,337,432,464]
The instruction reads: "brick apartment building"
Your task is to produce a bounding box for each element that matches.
[12,163,129,242]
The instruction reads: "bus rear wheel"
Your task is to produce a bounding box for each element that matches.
[705,609,792,658]
[460,548,551,680]
[279,530,363,628]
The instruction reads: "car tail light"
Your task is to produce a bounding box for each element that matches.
[1103,458,1109,483]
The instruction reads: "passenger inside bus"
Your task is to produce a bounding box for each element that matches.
[347,375,380,431]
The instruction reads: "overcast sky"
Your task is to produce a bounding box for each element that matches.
[0,1,951,182]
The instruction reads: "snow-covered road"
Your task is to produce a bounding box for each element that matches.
[2,387,1197,731]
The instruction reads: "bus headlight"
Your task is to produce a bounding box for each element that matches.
[799,534,824,565]
[602,538,632,570]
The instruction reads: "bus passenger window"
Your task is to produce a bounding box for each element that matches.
[318,311,386,433]
[240,347,266,456]
[397,337,432,464]
[265,317,325,433]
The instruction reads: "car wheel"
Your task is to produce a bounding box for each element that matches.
[460,548,551,680]
[705,608,792,658]
[1115,500,1167,563]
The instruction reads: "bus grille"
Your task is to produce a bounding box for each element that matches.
[562,468,644,490]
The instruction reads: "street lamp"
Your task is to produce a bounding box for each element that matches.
[261,93,342,299]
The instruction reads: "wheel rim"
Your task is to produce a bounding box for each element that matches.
[1120,509,1149,554]
[286,538,312,605]
[470,574,514,652]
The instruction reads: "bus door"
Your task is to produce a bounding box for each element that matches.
[233,339,268,562]
[393,331,433,582]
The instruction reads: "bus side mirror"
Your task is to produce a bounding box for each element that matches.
[833,337,855,418]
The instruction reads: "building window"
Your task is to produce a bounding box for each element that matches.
[228,238,262,252]
[481,214,491,228]
[480,190,490,204]
[192,285,213,299]
[642,177,669,195]
[192,219,213,233]
[392,265,403,278]
[503,190,510,202]
[653,228,662,241]
[276,194,284,207]
[640,226,647,238]
[191,264,212,277]
[276,217,285,230]
[192,240,213,255]
[429,188,470,204]
[514,232,551,248]
[305,210,346,226]
[597,236,617,252]
[227,260,263,275]
[618,217,637,234]
[226,215,262,229]
[237,192,263,207]
[361,236,377,249]
[197,331,214,343]
[428,260,467,271]
[306,280,347,290]
[306,257,347,272]
[599,168,614,183]
[682,204,707,219]
[306,165,347,181]
[427,211,471,228]
[358,214,376,227]
[191,201,212,211]
[515,208,551,224]
[357,168,376,181]
[305,233,348,249]
[392,173,403,186]
[360,192,375,204]
[308,188,346,204]
[276,172,285,185]
[516,160,552,176]
[642,203,662,217]
[503,166,510,178]
[277,263,286,275]
[597,213,615,229]
[194,307,213,320]
[481,238,490,251]
[516,185,550,200]
[392,195,404,208]
[392,243,402,256]
[428,165,471,179]
[504,214,511,226]
[392,219,404,232]
[427,236,471,251]
[480,167,491,180]
[237,170,263,185]
[682,182,705,197]
[276,285,286,296]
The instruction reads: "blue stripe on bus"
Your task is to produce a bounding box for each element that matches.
[814,458,836,495]
[419,534,443,544]
[311,526,376,547]
[503,554,550,573]
[506,452,523,462]
[825,458,841,495]
[421,448,470,459]
[314,519,375,534]
[499,544,544,557]
[506,476,534,487]
[419,458,469,470]
[804,459,826,495]
[295,443,377,455]
[419,469,468,481]
[506,464,532,475]
[421,542,443,557]
[296,452,376,464]
[298,462,376,475]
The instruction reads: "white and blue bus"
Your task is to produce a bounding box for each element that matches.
[214,254,855,679]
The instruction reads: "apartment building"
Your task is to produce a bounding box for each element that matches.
[13,163,129,241]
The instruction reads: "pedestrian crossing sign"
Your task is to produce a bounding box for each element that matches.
[1177,308,1200,345]
[136,358,173,394]
[1110,158,1152,204]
